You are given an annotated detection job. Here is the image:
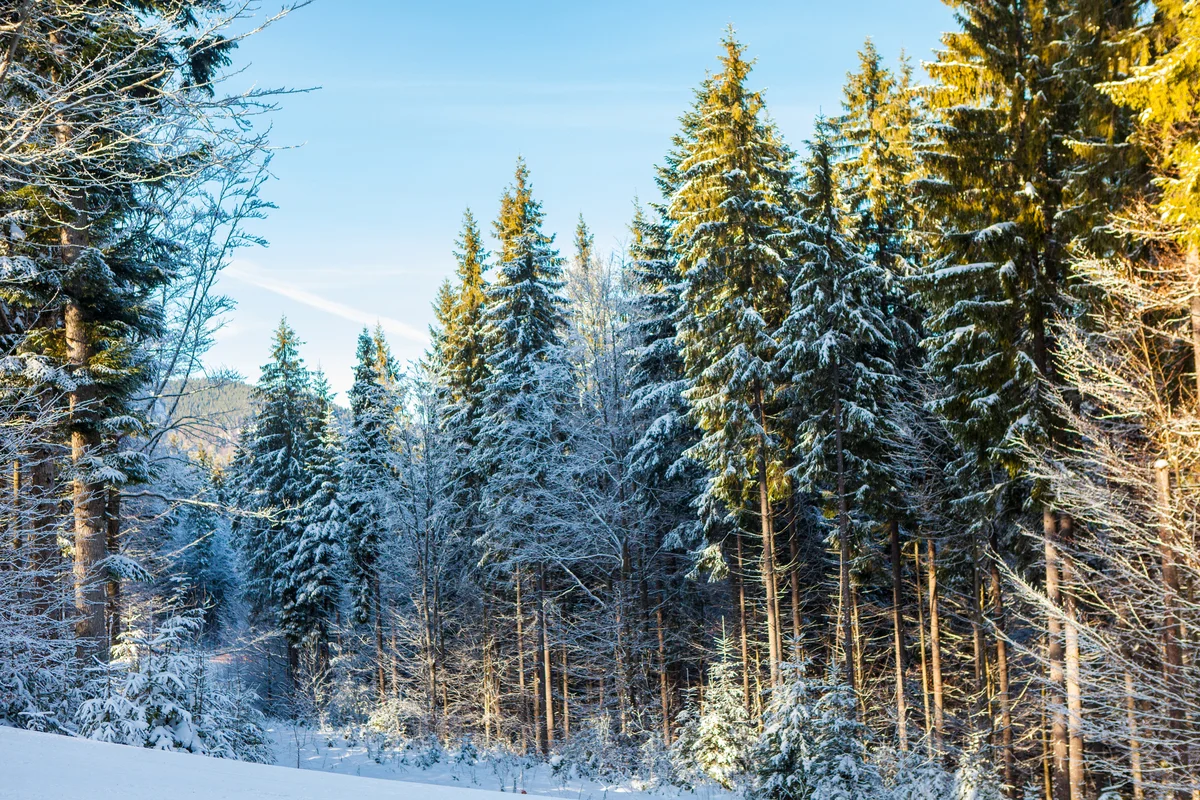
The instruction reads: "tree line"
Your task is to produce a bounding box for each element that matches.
[3,2,1200,799]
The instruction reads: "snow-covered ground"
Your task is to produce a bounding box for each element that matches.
[1,725,731,800]
[266,724,729,799]
[1,727,515,800]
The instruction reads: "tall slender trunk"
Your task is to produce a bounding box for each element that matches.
[105,486,121,649]
[734,535,751,712]
[373,580,385,697]
[656,592,671,746]
[914,540,933,757]
[515,567,528,752]
[538,566,554,752]
[754,388,781,687]
[927,538,944,751]
[1155,460,1187,792]
[68,302,107,656]
[889,520,907,748]
[1126,665,1145,800]
[1045,507,1069,800]
[789,517,802,659]
[1059,515,1084,800]
[990,528,1014,792]
[1188,248,1200,402]
[561,641,570,741]
[834,391,856,693]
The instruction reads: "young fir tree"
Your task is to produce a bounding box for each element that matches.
[686,631,753,790]
[340,328,398,696]
[755,661,822,800]
[277,372,342,670]
[670,32,795,687]
[778,118,899,692]
[171,450,237,640]
[231,318,315,675]
[806,667,882,800]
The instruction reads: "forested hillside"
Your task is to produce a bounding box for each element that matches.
[2,3,1199,800]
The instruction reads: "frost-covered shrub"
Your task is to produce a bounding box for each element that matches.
[75,612,269,762]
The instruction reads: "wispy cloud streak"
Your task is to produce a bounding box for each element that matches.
[226,263,428,345]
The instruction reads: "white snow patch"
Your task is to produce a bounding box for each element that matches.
[0,726,513,800]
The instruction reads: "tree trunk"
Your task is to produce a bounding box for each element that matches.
[1126,666,1145,800]
[789,517,803,659]
[1059,515,1084,800]
[914,540,933,757]
[561,641,570,741]
[1155,460,1187,792]
[374,577,385,698]
[889,519,908,748]
[656,594,671,746]
[515,567,528,752]
[754,388,781,687]
[538,566,554,752]
[990,527,1014,792]
[834,392,856,693]
[734,534,751,712]
[927,538,944,751]
[1045,507,1069,800]
[105,486,121,649]
[67,296,107,657]
[1188,247,1200,403]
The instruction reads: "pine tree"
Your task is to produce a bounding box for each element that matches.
[806,667,882,800]
[686,632,753,790]
[755,661,822,800]
[231,317,314,661]
[670,31,795,687]
[474,158,573,752]
[341,328,398,696]
[277,372,342,670]
[778,117,899,691]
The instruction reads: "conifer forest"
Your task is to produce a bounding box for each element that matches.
[3,2,1200,799]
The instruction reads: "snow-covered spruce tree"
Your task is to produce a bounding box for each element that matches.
[277,372,342,674]
[885,749,954,800]
[754,660,822,800]
[679,631,753,790]
[806,666,882,800]
[341,328,400,698]
[778,117,899,691]
[474,157,573,752]
[670,31,795,687]
[230,318,316,680]
[952,737,1006,800]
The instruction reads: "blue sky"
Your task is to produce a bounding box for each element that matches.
[206,0,955,397]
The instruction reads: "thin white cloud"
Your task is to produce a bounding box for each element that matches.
[225,263,429,346]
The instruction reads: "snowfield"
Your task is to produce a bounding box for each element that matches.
[0,727,514,800]
[1,726,731,800]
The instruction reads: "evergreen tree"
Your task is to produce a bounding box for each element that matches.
[685,632,753,790]
[231,317,314,656]
[806,667,882,800]
[670,32,795,686]
[278,373,342,669]
[778,118,899,690]
[340,328,398,695]
[755,661,822,800]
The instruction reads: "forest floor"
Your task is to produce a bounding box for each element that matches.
[266,722,731,799]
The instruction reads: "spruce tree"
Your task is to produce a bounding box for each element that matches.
[340,328,398,696]
[686,632,753,790]
[806,667,882,800]
[755,661,822,800]
[778,118,899,691]
[231,317,314,656]
[670,32,795,686]
[278,372,342,670]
